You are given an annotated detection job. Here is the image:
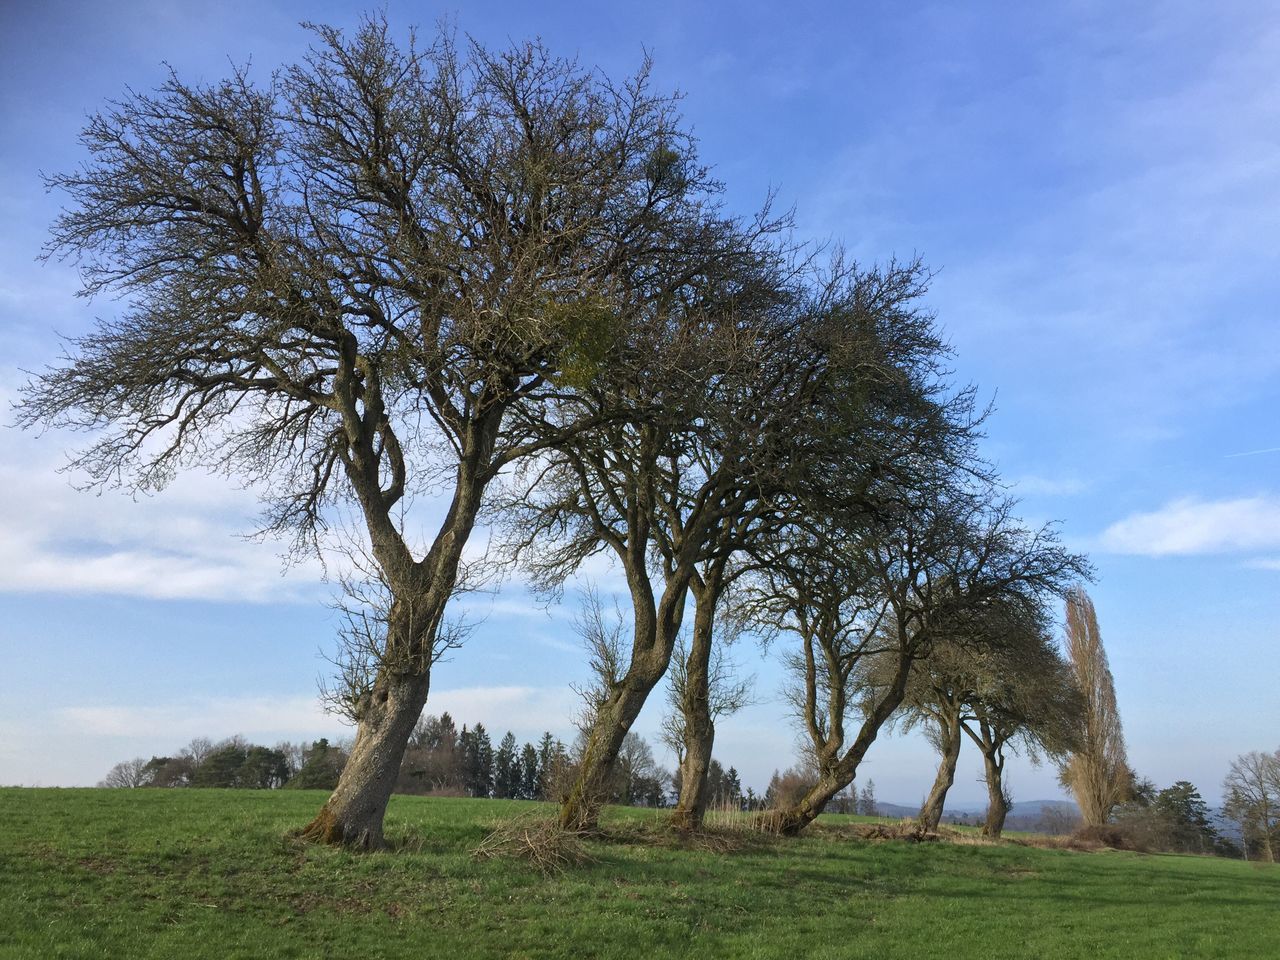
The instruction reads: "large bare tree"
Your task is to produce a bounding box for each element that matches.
[505,254,966,831]
[958,626,1082,838]
[18,18,738,848]
[1057,587,1131,827]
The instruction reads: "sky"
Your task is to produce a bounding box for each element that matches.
[1,0,1277,809]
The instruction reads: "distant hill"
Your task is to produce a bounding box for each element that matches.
[864,798,1082,834]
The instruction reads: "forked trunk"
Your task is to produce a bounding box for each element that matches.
[771,772,847,836]
[670,575,718,832]
[299,670,431,849]
[917,715,962,834]
[772,649,913,836]
[981,750,1009,839]
[301,441,492,849]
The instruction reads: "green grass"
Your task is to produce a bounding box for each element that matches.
[1,789,1275,959]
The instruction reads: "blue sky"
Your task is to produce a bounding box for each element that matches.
[2,0,1277,808]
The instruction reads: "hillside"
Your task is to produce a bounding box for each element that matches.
[2,789,1276,959]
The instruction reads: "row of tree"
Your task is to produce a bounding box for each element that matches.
[102,737,348,792]
[100,718,753,811]
[30,17,1093,849]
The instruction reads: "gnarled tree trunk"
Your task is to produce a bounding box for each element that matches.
[772,642,913,836]
[669,570,720,832]
[917,713,962,834]
[299,669,432,849]
[302,438,492,849]
[980,749,1010,839]
[560,572,687,831]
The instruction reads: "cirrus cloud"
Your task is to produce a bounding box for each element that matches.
[1100,495,1280,556]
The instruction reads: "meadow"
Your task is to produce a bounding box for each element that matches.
[1,788,1275,959]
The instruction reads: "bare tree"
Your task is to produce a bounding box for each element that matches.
[19,18,737,849]
[1223,749,1280,862]
[99,757,151,788]
[501,225,793,831]
[661,593,755,829]
[884,599,1081,837]
[879,640,972,834]
[1058,587,1131,827]
[959,625,1082,839]
[506,253,970,831]
[762,492,1087,836]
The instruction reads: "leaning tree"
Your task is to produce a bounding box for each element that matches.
[503,251,968,831]
[18,17,741,848]
[958,621,1082,838]
[759,490,1088,836]
[883,597,1081,836]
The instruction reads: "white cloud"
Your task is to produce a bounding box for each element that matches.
[57,695,337,739]
[428,685,580,734]
[0,372,345,603]
[0,432,327,603]
[1100,496,1280,556]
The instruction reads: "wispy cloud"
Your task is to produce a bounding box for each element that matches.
[0,374,340,603]
[57,695,338,740]
[1009,474,1089,497]
[1243,557,1280,571]
[1225,446,1280,459]
[1100,496,1280,556]
[0,434,326,603]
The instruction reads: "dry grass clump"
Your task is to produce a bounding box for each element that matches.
[472,815,597,875]
[854,820,943,843]
[598,815,772,854]
[1069,823,1146,851]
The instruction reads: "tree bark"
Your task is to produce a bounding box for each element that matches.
[298,669,432,849]
[981,750,1009,839]
[558,678,663,831]
[770,771,848,835]
[559,571,688,831]
[917,713,962,834]
[669,568,721,832]
[301,422,494,849]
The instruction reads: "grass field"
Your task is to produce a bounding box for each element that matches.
[1,788,1275,959]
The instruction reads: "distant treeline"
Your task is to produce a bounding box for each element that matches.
[98,713,752,810]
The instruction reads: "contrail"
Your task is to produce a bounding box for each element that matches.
[1225,446,1280,459]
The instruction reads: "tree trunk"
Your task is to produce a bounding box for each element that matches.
[560,574,687,831]
[670,715,714,831]
[299,669,431,850]
[980,750,1009,839]
[771,771,847,836]
[773,651,913,836]
[558,686,648,831]
[772,643,914,837]
[301,433,493,849]
[670,570,720,832]
[917,714,962,834]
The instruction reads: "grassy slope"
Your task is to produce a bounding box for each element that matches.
[1,789,1275,959]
